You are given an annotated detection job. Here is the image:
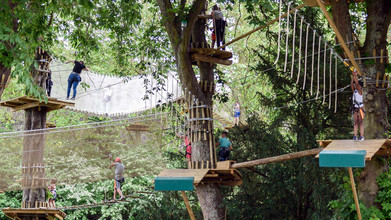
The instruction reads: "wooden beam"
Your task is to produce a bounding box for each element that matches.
[348,167,362,220]
[180,191,196,220]
[231,148,323,169]
[315,0,363,76]
[191,53,232,65]
[12,102,40,112]
[217,3,307,50]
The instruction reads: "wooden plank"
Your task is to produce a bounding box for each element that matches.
[180,191,196,220]
[191,54,232,66]
[232,148,323,169]
[315,0,364,76]
[315,139,387,160]
[157,169,209,184]
[12,102,40,112]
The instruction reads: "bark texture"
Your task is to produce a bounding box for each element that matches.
[22,107,47,206]
[331,0,391,208]
[156,0,225,218]
[21,50,50,215]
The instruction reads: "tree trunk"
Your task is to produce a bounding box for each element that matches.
[0,66,11,99]
[22,107,47,208]
[156,0,226,218]
[331,0,391,208]
[21,49,50,214]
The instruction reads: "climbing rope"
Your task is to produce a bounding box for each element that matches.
[310,31,316,95]
[290,9,298,78]
[283,2,292,72]
[296,17,304,84]
[274,0,283,65]
[303,25,309,90]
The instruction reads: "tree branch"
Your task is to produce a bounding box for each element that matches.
[183,0,206,46]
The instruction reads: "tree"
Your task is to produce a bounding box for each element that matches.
[329,0,391,207]
[155,0,225,218]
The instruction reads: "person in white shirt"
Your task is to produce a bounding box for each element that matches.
[350,69,365,141]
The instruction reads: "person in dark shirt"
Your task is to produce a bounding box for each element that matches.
[65,60,89,100]
[46,70,53,97]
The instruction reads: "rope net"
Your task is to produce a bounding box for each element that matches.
[0,112,181,192]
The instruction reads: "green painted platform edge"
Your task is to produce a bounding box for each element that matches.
[154,177,194,191]
[319,150,366,168]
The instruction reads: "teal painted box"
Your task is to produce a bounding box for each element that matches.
[155,177,194,191]
[319,150,366,168]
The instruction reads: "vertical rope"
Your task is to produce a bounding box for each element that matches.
[303,25,309,90]
[311,31,316,95]
[329,49,333,109]
[274,0,283,64]
[322,42,327,105]
[296,17,304,84]
[316,36,321,99]
[322,43,327,105]
[290,10,298,78]
[283,2,292,72]
[334,55,338,113]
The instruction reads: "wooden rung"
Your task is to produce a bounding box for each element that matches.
[380,49,384,63]
[376,72,380,87]
[382,73,387,88]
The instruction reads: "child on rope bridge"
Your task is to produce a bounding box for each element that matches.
[216,131,233,161]
[351,69,365,141]
[233,101,240,126]
[108,156,125,200]
[47,178,57,208]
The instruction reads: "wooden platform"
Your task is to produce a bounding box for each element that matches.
[190,48,233,66]
[304,0,364,7]
[2,208,66,220]
[157,161,243,187]
[0,96,74,112]
[316,139,391,160]
[125,124,150,132]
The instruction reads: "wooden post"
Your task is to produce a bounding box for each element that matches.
[315,0,364,76]
[348,167,362,220]
[180,191,196,220]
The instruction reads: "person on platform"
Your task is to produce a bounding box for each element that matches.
[108,157,125,200]
[176,130,192,165]
[65,60,89,100]
[211,5,226,49]
[46,70,53,97]
[216,131,232,161]
[351,69,365,141]
[47,178,57,208]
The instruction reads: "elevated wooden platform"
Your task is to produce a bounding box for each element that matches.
[2,208,66,220]
[190,48,233,66]
[316,139,391,160]
[157,161,243,187]
[0,96,74,112]
[304,0,364,7]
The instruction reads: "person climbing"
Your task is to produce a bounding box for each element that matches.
[176,130,192,165]
[233,101,240,126]
[47,178,57,208]
[211,5,226,49]
[211,28,216,48]
[216,131,232,161]
[46,70,53,97]
[108,156,125,200]
[351,69,365,141]
[65,60,89,100]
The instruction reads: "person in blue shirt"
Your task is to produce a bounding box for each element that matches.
[216,131,232,161]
